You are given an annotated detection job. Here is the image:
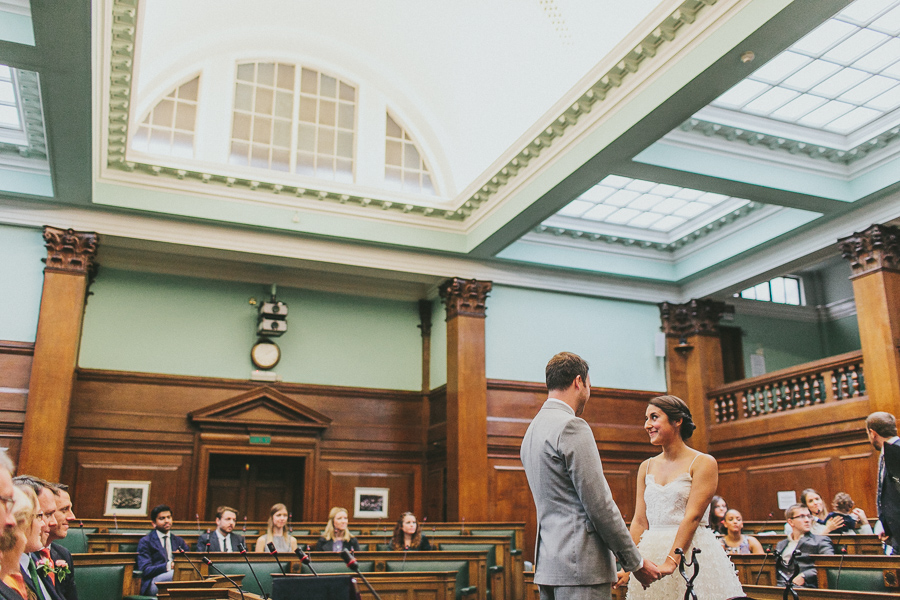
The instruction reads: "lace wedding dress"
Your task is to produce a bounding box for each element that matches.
[626,470,744,600]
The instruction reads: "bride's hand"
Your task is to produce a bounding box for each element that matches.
[613,569,630,589]
[659,559,678,577]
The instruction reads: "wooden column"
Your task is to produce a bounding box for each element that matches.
[839,224,900,416]
[438,278,491,521]
[18,226,98,481]
[659,299,727,453]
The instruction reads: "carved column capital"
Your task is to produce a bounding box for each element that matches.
[838,223,900,277]
[438,278,492,320]
[659,299,727,338]
[42,226,99,276]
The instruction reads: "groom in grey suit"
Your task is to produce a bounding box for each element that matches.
[521,352,659,600]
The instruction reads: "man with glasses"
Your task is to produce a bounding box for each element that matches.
[13,476,63,600]
[775,504,834,588]
[48,483,78,600]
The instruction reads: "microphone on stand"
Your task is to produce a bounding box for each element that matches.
[204,529,211,555]
[341,549,383,600]
[202,556,244,600]
[288,513,293,534]
[294,547,318,576]
[239,544,269,600]
[754,548,776,585]
[177,548,204,579]
[196,513,202,534]
[267,542,287,576]
[401,545,409,570]
[113,512,118,532]
[834,533,847,589]
[243,516,248,533]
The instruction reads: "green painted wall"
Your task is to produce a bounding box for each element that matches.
[79,269,423,390]
[0,224,44,343]
[824,315,861,356]
[731,313,826,375]
[484,285,666,391]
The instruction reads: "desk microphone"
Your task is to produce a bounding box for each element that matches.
[239,544,269,599]
[401,545,409,570]
[204,530,211,555]
[243,516,248,533]
[196,514,201,534]
[294,547,318,576]
[341,549,383,600]
[754,548,777,586]
[202,556,244,600]
[177,548,204,579]
[288,513,293,534]
[834,533,847,589]
[266,542,287,576]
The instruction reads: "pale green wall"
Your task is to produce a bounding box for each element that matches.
[484,285,666,391]
[0,224,44,342]
[732,313,826,375]
[824,315,861,356]
[79,269,423,389]
[430,298,447,388]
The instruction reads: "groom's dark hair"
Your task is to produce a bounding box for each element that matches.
[546,352,589,392]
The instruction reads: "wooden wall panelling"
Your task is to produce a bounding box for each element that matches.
[319,459,421,524]
[0,342,33,465]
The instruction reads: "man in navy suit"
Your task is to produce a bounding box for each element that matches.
[196,506,245,553]
[137,505,190,595]
[867,411,900,552]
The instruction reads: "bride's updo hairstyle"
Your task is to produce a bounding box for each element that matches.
[649,395,696,439]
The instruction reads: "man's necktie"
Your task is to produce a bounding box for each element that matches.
[879,450,886,516]
[163,534,172,562]
[27,557,46,600]
[39,548,55,585]
[224,535,231,552]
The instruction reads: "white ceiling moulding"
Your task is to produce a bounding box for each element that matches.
[0,1,30,17]
[0,198,679,304]
[100,0,728,228]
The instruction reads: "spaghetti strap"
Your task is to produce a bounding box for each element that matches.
[688,452,702,472]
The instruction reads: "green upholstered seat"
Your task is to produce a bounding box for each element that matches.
[214,560,284,596]
[440,544,500,600]
[55,528,95,554]
[386,560,476,600]
[827,568,890,592]
[471,529,522,555]
[299,561,374,574]
[118,542,138,552]
[77,564,125,600]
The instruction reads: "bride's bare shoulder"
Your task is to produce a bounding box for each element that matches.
[691,452,718,472]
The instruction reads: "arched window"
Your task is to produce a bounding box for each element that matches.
[229,62,356,183]
[132,76,199,158]
[385,113,435,195]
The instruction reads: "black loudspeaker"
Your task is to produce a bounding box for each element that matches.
[271,575,359,600]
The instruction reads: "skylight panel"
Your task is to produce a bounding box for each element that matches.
[579,185,616,202]
[650,183,681,196]
[792,20,858,55]
[840,74,897,103]
[628,212,663,228]
[625,179,656,192]
[0,65,20,130]
[712,80,770,109]
[743,87,799,115]
[0,105,18,128]
[823,29,890,65]
[824,106,881,132]
[673,188,704,200]
[605,189,640,206]
[581,204,617,221]
[770,95,827,120]
[601,174,631,188]
[628,193,665,210]
[749,52,811,84]
[698,192,730,205]
[797,100,856,127]
[650,216,686,231]
[674,202,709,218]
[606,208,641,225]
[782,61,842,90]
[853,37,900,71]
[557,200,593,218]
[867,84,900,110]
[809,68,870,98]
[653,198,687,214]
[872,5,900,34]
[840,0,896,23]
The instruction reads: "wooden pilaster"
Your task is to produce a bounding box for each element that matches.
[839,224,900,416]
[659,299,728,452]
[18,226,98,481]
[438,278,491,521]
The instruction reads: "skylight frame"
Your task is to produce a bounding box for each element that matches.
[0,64,27,146]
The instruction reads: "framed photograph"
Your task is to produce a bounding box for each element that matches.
[353,487,389,518]
[104,480,151,516]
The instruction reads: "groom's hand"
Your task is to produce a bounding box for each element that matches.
[612,569,629,589]
[633,559,661,588]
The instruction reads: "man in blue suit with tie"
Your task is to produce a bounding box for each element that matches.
[137,505,189,595]
[867,411,900,553]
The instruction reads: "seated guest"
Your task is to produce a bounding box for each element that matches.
[137,504,189,595]
[826,492,873,535]
[314,507,360,552]
[799,488,843,535]
[0,487,38,599]
[197,506,244,552]
[46,483,77,600]
[14,481,60,600]
[709,495,728,535]
[776,504,834,588]
[389,512,433,550]
[255,503,297,553]
[720,509,763,554]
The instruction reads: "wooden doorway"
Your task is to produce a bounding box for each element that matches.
[205,454,305,522]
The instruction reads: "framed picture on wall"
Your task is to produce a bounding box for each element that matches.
[104,480,151,516]
[354,487,389,518]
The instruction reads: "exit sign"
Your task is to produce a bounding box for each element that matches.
[249,435,271,445]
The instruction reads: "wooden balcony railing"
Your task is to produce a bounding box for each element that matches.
[708,350,865,423]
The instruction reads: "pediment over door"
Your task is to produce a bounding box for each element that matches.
[188,386,332,435]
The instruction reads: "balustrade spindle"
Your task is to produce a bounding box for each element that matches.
[714,398,722,423]
[792,379,801,409]
[740,392,749,419]
[802,377,811,406]
[765,385,774,414]
[832,371,839,401]
[727,395,736,421]
[811,378,820,404]
[840,367,850,399]
[849,367,859,398]
[774,385,783,412]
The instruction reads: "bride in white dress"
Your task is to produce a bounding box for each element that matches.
[620,395,743,600]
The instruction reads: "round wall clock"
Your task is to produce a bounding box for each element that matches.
[251,340,281,370]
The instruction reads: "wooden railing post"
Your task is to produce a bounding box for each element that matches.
[839,224,900,416]
[659,299,728,452]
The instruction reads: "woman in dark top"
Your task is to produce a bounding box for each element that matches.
[389,512,433,551]
[314,506,361,552]
[709,495,727,535]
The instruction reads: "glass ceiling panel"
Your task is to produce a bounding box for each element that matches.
[548,175,749,235]
[0,64,22,131]
[709,0,900,135]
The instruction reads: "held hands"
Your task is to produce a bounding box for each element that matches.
[633,559,661,588]
[657,556,678,577]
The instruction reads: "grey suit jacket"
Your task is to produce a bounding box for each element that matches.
[521,399,641,586]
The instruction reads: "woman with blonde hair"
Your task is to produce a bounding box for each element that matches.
[314,507,360,552]
[0,485,49,599]
[255,503,298,553]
